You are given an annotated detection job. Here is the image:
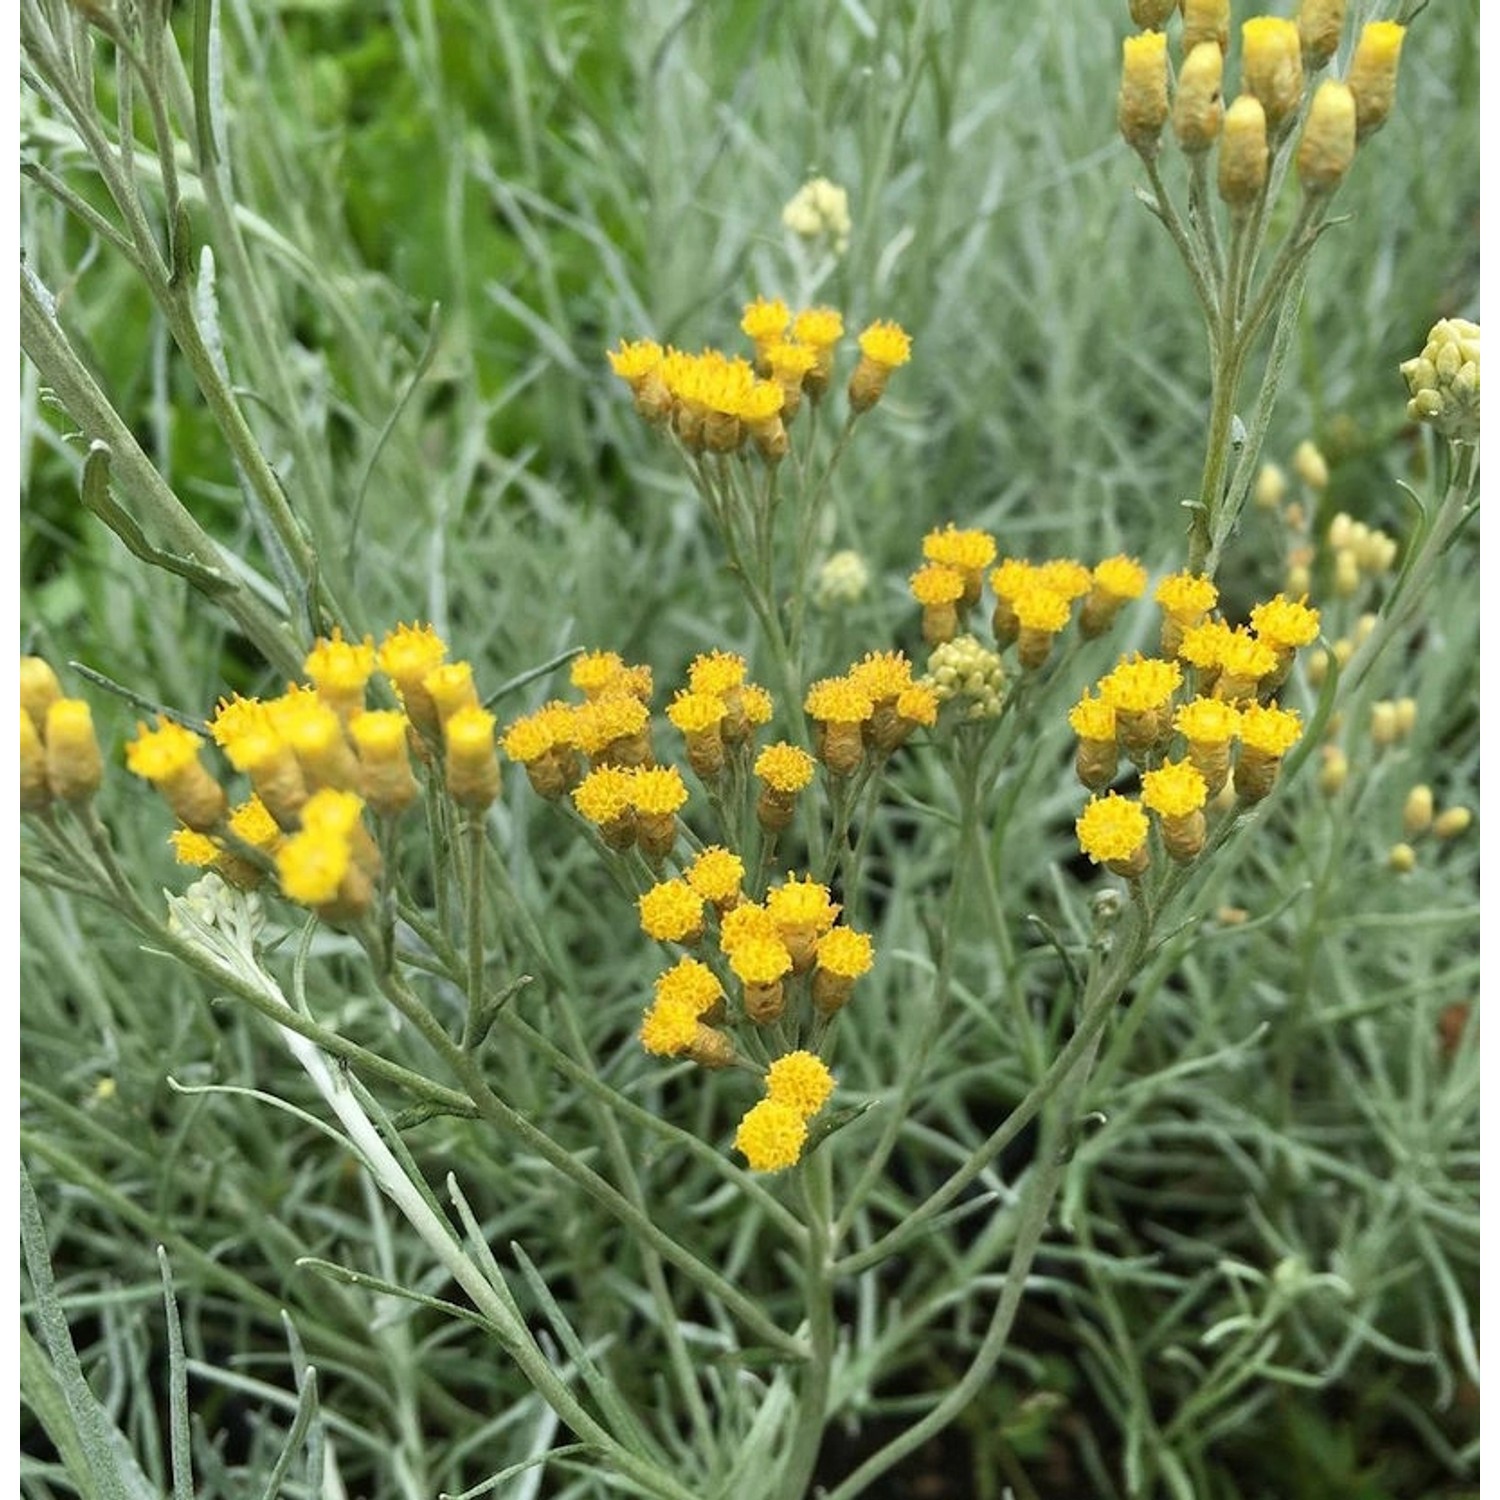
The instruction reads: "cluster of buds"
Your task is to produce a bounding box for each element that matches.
[634,870,872,1171]
[607,298,912,458]
[910,523,1149,674]
[1119,4,1405,205]
[21,657,104,811]
[1386,780,1473,872]
[781,177,853,256]
[1401,318,1480,445]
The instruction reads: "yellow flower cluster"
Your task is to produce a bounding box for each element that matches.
[733,1050,837,1173]
[803,650,939,775]
[1119,8,1404,200]
[608,298,912,455]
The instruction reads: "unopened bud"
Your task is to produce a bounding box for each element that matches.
[1402,784,1433,839]
[44,700,104,805]
[1293,440,1330,491]
[1433,806,1472,841]
[1386,842,1416,874]
[1182,0,1230,54]
[1129,0,1177,27]
[1298,81,1357,194]
[1317,745,1348,795]
[1297,0,1347,70]
[1346,21,1405,140]
[1286,563,1312,597]
[1370,700,1400,747]
[1218,95,1269,209]
[1393,697,1417,738]
[1304,648,1330,687]
[1173,43,1224,153]
[1354,612,1379,646]
[1254,462,1287,510]
[1119,32,1170,156]
[1242,18,1304,134]
[20,657,63,734]
[1333,549,1360,597]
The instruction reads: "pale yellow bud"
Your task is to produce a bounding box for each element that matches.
[1254,462,1287,510]
[1354,612,1378,646]
[1393,697,1417,739]
[1387,842,1416,874]
[1331,638,1354,668]
[1370,700,1400,747]
[1297,0,1347,69]
[1119,32,1170,156]
[1286,563,1312,598]
[1402,784,1433,839]
[1333,549,1360,597]
[1434,807,1472,841]
[1293,440,1329,491]
[1298,81,1357,194]
[1218,96,1269,209]
[1347,21,1405,140]
[1318,746,1348,796]
[1173,43,1225,153]
[1242,18,1304,133]
[1182,0,1230,54]
[1326,511,1354,549]
[1304,648,1330,687]
[1284,501,1307,531]
[1130,0,1177,27]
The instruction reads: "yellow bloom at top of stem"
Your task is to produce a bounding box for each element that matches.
[1346,21,1405,140]
[209,693,270,750]
[1099,655,1182,713]
[228,795,282,851]
[1219,94,1270,208]
[378,622,448,695]
[741,297,791,345]
[423,662,480,725]
[1238,701,1303,755]
[909,563,966,608]
[741,684,774,728]
[766,341,818,383]
[1069,692,1117,743]
[1118,31,1170,156]
[300,787,364,839]
[849,650,915,704]
[755,741,817,794]
[765,1051,835,1119]
[638,878,705,944]
[1012,580,1072,634]
[791,307,844,350]
[607,339,664,384]
[276,819,354,906]
[503,702,579,762]
[728,933,793,987]
[126,718,205,783]
[1091,555,1148,603]
[1140,759,1209,818]
[1155,571,1219,624]
[171,828,220,867]
[1177,618,1235,672]
[573,765,636,825]
[655,956,724,1015]
[1298,81,1357,195]
[804,677,874,726]
[1215,628,1278,690]
[349,709,409,761]
[1241,17,1304,133]
[922,524,997,574]
[573,693,651,758]
[1034,559,1094,601]
[20,656,62,732]
[895,683,940,728]
[667,691,727,736]
[1249,594,1321,652]
[1174,696,1241,746]
[989,558,1035,601]
[1076,793,1150,866]
[738,380,785,424]
[685,846,745,906]
[766,874,840,934]
[734,1098,807,1173]
[572,650,627,698]
[1182,0,1230,54]
[857,320,912,370]
[304,628,375,710]
[639,994,700,1057]
[629,765,688,816]
[45,700,104,804]
[816,925,874,979]
[1298,0,1347,68]
[688,650,748,697]
[719,901,780,954]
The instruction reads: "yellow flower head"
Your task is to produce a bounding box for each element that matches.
[990,558,1036,602]
[1091,555,1148,603]
[349,709,409,762]
[638,879,705,944]
[227,795,282,852]
[378,623,448,697]
[573,766,636,825]
[574,693,651,758]
[209,693,270,750]
[572,650,627,698]
[688,650,748,698]
[276,824,352,906]
[1174,697,1241,746]
[816,925,874,980]
[607,339,664,384]
[1076,793,1150,866]
[765,1051,836,1119]
[1155,572,1219,624]
[909,563,966,608]
[630,765,688,816]
[849,650,915,704]
[300,787,364,838]
[895,683,940,728]
[1099,655,1183,713]
[1241,17,1304,131]
[1069,693,1116,743]
[727,934,793,986]
[126,719,204,783]
[734,1098,808,1173]
[639,995,699,1057]
[741,683,774,727]
[20,656,62,732]
[685,846,745,906]
[1177,618,1235,672]
[755,741,816,794]
[423,662,479,725]
[1215,628,1278,686]
[766,341,818,382]
[804,677,874,726]
[303,629,376,709]
[737,380,785,424]
[741,297,791,345]
[719,901,779,954]
[171,828,220,868]
[1347,21,1405,138]
[1013,580,1072,634]
[444,703,497,758]
[655,956,724,1015]
[1035,559,1093,602]
[792,307,844,350]
[766,874,840,935]
[857,320,912,370]
[1141,760,1209,818]
[1249,594,1321,652]
[1238,702,1303,755]
[502,707,562,764]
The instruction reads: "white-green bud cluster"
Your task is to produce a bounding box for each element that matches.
[813,549,870,608]
[924,633,1004,720]
[1400,318,1479,444]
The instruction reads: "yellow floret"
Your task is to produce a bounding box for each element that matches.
[227,796,282,852]
[688,650,748,697]
[727,934,793,986]
[1076,794,1150,865]
[737,381,785,423]
[276,826,351,906]
[1216,629,1278,683]
[1013,581,1072,633]
[607,339,664,383]
[1177,619,1235,671]
[378,623,448,695]
[126,720,203,782]
[804,677,874,726]
[909,563,966,607]
[849,650,915,703]
[1174,697,1241,745]
[1092,555,1148,601]
[1099,655,1183,713]
[639,995,699,1056]
[766,341,818,381]
[637,879,705,943]
[719,902,779,954]
[922,525,996,574]
[1155,572,1219,623]
[685,846,745,905]
[765,1051,836,1119]
[171,828,221,867]
[755,742,816,794]
[1035,559,1093,602]
[667,691,728,735]
[896,683,940,727]
[630,766,688,816]
[741,297,791,343]
[349,710,409,760]
[423,663,479,724]
[571,650,626,697]
[209,694,270,749]
[1140,760,1209,818]
[654,957,725,1015]
[766,875,840,933]
[1069,693,1116,742]
[304,629,375,700]
[572,766,635,824]
[857,320,912,369]
[741,683,774,727]
[1249,594,1321,651]
[815,925,874,979]
[990,558,1036,601]
[791,307,844,350]
[502,710,557,764]
[300,787,364,838]
[1238,702,1303,755]
[734,1098,808,1172]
